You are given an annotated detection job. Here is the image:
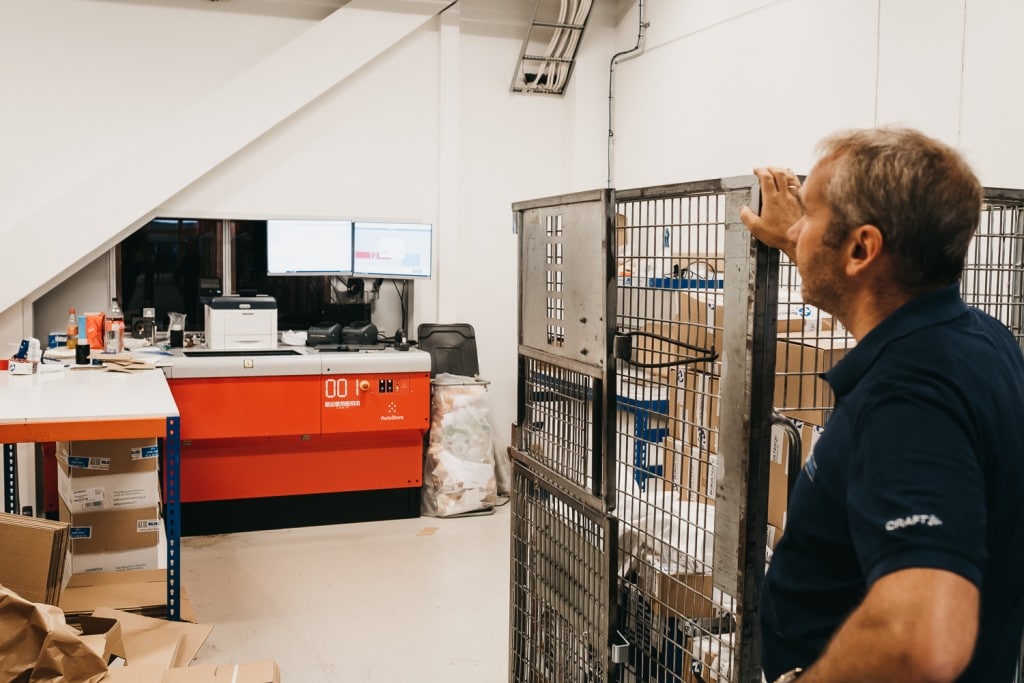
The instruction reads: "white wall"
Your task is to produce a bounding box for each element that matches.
[609,0,1024,189]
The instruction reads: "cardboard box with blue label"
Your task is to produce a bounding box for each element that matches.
[59,500,161,555]
[57,438,160,475]
[57,459,160,513]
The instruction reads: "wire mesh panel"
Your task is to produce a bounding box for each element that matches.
[612,178,772,683]
[519,354,600,494]
[963,192,1024,348]
[509,459,618,683]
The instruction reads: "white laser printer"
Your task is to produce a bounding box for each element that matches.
[204,294,278,350]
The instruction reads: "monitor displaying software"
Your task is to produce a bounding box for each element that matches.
[352,222,432,278]
[266,219,353,275]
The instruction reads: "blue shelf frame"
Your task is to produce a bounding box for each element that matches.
[3,416,183,621]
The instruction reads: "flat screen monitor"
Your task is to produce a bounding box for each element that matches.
[352,222,432,279]
[266,219,353,276]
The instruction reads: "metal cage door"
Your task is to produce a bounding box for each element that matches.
[509,190,621,682]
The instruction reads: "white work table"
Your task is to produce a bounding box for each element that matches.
[0,366,183,619]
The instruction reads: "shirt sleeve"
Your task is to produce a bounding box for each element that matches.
[845,365,987,588]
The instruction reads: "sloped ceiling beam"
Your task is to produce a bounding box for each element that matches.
[1,0,454,314]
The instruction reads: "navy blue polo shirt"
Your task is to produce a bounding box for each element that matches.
[761,284,1024,682]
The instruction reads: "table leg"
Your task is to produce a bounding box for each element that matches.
[164,416,181,621]
[3,443,17,514]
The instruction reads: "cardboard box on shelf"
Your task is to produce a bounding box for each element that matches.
[674,369,720,452]
[56,438,160,475]
[766,418,822,532]
[767,422,792,530]
[636,296,823,383]
[70,545,160,575]
[774,334,856,415]
[678,445,717,504]
[639,564,717,619]
[59,501,161,555]
[58,459,160,513]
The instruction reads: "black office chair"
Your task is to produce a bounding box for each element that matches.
[416,323,480,377]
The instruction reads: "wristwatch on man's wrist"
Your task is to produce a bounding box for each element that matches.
[773,668,804,683]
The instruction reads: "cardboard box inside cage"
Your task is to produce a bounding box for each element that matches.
[639,562,717,619]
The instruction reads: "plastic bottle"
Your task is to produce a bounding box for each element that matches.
[76,314,90,365]
[105,298,125,354]
[66,308,78,350]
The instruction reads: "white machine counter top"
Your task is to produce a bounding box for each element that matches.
[161,346,430,378]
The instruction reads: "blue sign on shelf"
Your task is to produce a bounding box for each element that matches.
[647,277,725,290]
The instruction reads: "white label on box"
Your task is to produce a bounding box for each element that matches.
[112,486,151,508]
[809,425,824,453]
[72,546,160,574]
[770,424,784,466]
[131,444,159,461]
[137,519,161,533]
[68,455,111,470]
[707,454,718,496]
[72,487,105,507]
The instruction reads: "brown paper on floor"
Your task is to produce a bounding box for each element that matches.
[0,584,111,683]
[91,607,212,669]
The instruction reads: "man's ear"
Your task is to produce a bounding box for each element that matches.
[845,224,884,278]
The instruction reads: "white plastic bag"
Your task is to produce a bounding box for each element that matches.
[422,374,498,516]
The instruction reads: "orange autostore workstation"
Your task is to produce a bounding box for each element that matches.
[164,347,432,536]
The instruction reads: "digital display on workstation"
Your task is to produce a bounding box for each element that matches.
[352,222,432,279]
[266,219,354,276]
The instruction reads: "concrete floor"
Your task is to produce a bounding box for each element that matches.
[182,503,511,681]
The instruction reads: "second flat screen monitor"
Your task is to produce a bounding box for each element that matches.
[353,222,432,278]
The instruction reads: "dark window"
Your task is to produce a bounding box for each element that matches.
[118,218,334,333]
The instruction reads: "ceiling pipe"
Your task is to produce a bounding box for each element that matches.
[607,0,648,189]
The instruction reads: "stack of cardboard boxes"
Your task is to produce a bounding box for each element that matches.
[628,262,857,543]
[57,438,162,576]
[666,333,855,543]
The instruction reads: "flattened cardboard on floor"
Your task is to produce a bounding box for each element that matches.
[60,569,198,624]
[92,607,212,669]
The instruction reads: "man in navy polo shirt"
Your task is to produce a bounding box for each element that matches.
[740,127,1024,682]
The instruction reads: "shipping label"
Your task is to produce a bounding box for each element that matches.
[137,519,161,533]
[72,487,106,508]
[131,445,159,461]
[69,456,111,470]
